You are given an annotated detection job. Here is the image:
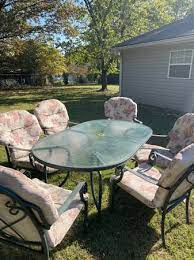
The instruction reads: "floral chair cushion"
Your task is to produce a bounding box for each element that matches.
[167,113,194,154]
[0,166,84,247]
[0,166,59,225]
[0,110,42,160]
[135,113,194,167]
[34,99,69,135]
[111,163,167,208]
[158,144,194,201]
[104,97,137,121]
[113,147,194,209]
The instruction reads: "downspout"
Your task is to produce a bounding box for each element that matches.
[119,51,123,96]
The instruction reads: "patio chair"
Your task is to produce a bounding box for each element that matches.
[0,110,57,182]
[135,113,194,168]
[34,99,77,135]
[104,97,141,123]
[110,144,194,247]
[0,165,88,259]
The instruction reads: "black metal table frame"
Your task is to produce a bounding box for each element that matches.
[30,152,126,217]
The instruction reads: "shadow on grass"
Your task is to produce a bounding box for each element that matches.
[54,192,160,260]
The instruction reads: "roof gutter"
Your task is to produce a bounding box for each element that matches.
[112,35,194,52]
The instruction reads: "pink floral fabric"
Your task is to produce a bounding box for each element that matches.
[167,113,194,154]
[104,97,137,121]
[34,99,69,135]
[157,144,194,201]
[112,163,167,208]
[135,113,194,167]
[0,110,42,161]
[0,166,85,247]
[0,166,59,239]
[113,144,194,209]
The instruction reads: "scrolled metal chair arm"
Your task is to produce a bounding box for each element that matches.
[112,165,125,184]
[29,153,39,172]
[148,149,172,166]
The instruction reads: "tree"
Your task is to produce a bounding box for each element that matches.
[79,0,193,91]
[0,39,66,85]
[0,0,83,42]
[18,40,66,85]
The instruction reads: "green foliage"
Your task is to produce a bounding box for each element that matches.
[0,39,66,86]
[65,0,194,90]
[27,41,66,76]
[0,0,83,42]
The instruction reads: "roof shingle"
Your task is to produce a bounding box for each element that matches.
[113,13,194,49]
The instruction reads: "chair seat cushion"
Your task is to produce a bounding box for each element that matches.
[135,144,173,168]
[112,163,167,208]
[13,156,57,174]
[32,179,84,248]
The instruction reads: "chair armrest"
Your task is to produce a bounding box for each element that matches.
[68,121,79,126]
[152,134,168,138]
[149,149,173,166]
[133,118,143,124]
[7,144,31,152]
[148,134,169,146]
[58,182,87,215]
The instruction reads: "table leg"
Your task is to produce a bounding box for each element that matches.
[44,165,48,183]
[90,171,103,217]
[59,171,70,187]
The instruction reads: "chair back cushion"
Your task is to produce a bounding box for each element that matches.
[0,166,59,225]
[0,110,42,160]
[34,99,69,135]
[104,97,137,121]
[158,144,194,201]
[167,113,194,154]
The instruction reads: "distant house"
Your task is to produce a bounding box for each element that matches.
[113,13,194,112]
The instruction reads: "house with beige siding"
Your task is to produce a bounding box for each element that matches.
[113,13,194,113]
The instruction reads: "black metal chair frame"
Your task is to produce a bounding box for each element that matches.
[4,144,56,183]
[110,164,194,247]
[0,182,88,259]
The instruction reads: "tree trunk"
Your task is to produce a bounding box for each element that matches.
[98,68,108,91]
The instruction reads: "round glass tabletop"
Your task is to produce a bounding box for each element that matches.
[32,119,152,171]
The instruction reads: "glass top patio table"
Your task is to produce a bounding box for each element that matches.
[32,119,152,171]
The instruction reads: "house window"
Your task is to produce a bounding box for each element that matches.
[168,50,193,79]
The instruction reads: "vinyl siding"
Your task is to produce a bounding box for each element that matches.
[120,42,194,112]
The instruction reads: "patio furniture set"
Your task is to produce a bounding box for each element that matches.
[0,97,193,259]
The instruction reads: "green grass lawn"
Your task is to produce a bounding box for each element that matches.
[0,85,193,260]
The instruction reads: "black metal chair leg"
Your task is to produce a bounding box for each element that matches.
[80,182,89,232]
[42,234,49,260]
[5,146,12,167]
[109,166,124,212]
[161,210,166,248]
[110,181,116,212]
[186,191,191,224]
[44,166,48,183]
[83,200,89,233]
